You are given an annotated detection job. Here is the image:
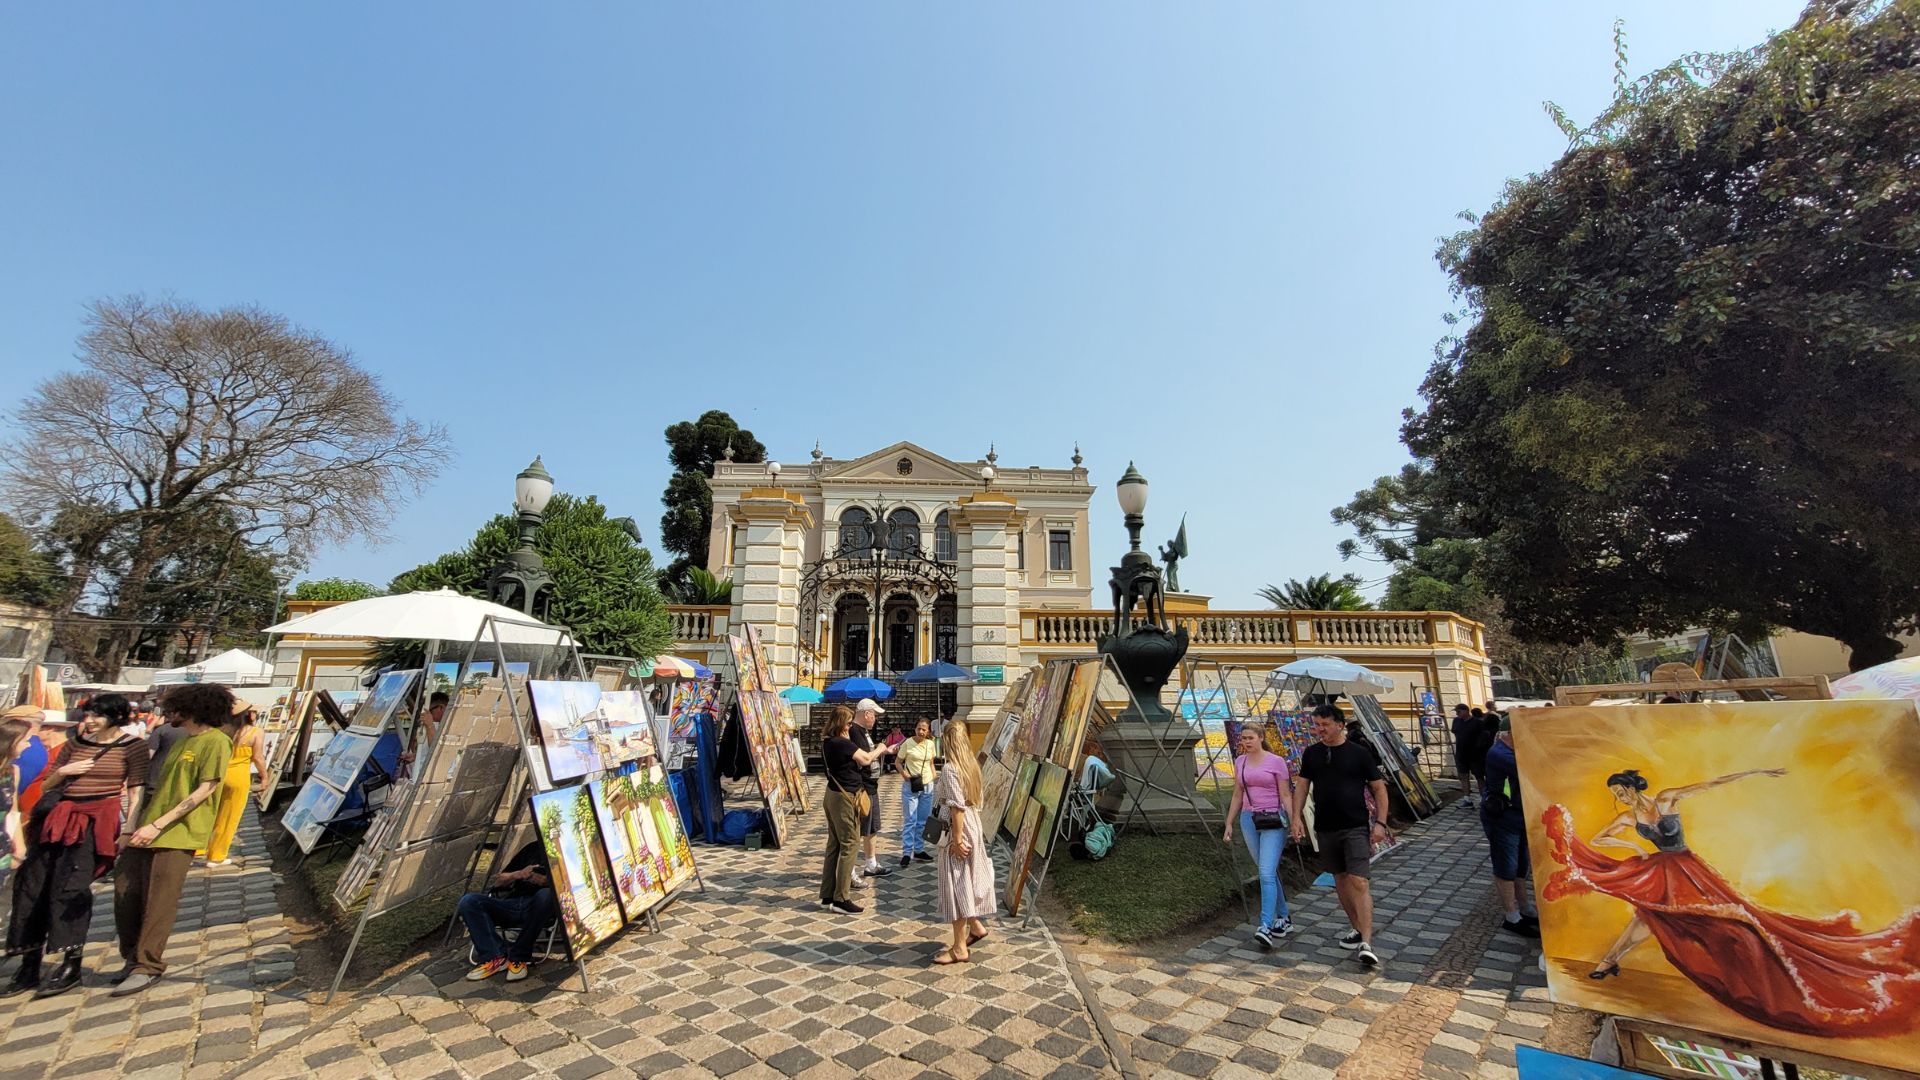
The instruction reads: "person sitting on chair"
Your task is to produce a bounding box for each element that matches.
[459,839,557,983]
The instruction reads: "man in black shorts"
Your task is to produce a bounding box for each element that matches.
[1292,703,1391,966]
[1449,703,1478,798]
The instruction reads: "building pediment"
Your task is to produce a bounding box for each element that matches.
[821,442,984,485]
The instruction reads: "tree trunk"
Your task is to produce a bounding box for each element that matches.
[1842,631,1903,673]
[95,531,167,684]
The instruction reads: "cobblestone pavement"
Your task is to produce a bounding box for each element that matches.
[0,775,1561,1080]
[227,775,1119,1080]
[1084,798,1551,1080]
[0,802,306,1080]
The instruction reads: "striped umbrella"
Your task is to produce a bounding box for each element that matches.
[638,655,713,679]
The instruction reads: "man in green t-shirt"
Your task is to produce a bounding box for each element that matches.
[110,683,233,996]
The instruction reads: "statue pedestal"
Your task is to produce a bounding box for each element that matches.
[1163,592,1213,614]
[1094,711,1210,831]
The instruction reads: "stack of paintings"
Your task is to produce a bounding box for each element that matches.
[725,628,812,846]
[278,674,417,854]
[976,658,1110,915]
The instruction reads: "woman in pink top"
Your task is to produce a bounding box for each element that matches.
[1223,723,1294,950]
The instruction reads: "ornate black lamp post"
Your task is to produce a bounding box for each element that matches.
[1099,463,1188,723]
[488,456,556,620]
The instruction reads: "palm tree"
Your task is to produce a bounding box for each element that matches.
[1259,573,1373,611]
[671,566,736,605]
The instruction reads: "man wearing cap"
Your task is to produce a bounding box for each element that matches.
[850,699,892,885]
[1480,713,1538,938]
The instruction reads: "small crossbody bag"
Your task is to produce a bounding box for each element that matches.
[1241,762,1290,831]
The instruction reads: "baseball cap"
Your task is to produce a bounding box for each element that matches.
[1497,715,1512,733]
[854,698,886,715]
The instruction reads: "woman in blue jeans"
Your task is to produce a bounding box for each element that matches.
[1223,723,1294,950]
[894,719,938,866]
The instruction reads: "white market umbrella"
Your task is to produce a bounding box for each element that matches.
[1264,656,1396,696]
[1831,655,1920,701]
[263,588,573,647]
[151,647,275,686]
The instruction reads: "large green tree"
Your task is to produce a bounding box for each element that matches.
[657,410,764,598]
[290,578,383,602]
[385,493,672,664]
[1408,1,1920,672]
[0,512,57,607]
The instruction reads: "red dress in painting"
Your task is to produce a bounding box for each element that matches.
[1542,804,1920,1037]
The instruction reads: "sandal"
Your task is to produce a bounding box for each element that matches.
[933,948,970,966]
[967,930,989,947]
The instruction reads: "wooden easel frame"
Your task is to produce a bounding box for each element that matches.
[1553,662,1832,706]
[1615,1017,1919,1080]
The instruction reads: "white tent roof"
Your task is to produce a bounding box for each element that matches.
[263,588,573,647]
[1264,655,1397,695]
[151,648,275,686]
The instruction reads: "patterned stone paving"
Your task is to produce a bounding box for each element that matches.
[224,775,1117,1080]
[1084,797,1550,1080]
[0,774,1563,1080]
[0,802,306,1080]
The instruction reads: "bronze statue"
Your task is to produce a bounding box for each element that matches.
[1158,516,1189,594]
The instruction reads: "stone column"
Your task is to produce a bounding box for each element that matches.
[728,489,814,689]
[951,494,1022,729]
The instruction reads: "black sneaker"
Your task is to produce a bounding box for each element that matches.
[900,855,912,868]
[1253,927,1274,952]
[109,964,137,986]
[914,851,934,862]
[1335,930,1363,950]
[829,899,864,914]
[1500,918,1542,940]
[1356,942,1381,966]
[865,864,893,878]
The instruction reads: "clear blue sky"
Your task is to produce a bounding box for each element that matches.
[0,3,1805,608]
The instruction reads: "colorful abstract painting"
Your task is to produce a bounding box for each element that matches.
[597,691,657,766]
[529,680,608,784]
[531,784,626,953]
[1513,699,1920,1074]
[668,679,715,740]
[1019,661,1072,757]
[743,623,778,697]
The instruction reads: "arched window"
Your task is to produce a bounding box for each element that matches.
[887,508,921,558]
[934,511,955,562]
[838,507,875,555]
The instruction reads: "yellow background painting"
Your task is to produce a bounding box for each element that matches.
[1511,699,1920,1073]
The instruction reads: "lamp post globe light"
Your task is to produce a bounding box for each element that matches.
[1098,462,1186,723]
[490,456,557,620]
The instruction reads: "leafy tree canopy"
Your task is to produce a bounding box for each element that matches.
[1259,574,1372,612]
[0,512,58,607]
[291,578,383,602]
[1407,1,1920,671]
[658,410,764,596]
[385,493,672,665]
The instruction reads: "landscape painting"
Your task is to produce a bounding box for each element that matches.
[1005,811,1042,916]
[1000,757,1040,843]
[308,729,379,792]
[1512,699,1920,1074]
[588,774,669,921]
[357,669,419,732]
[529,680,608,783]
[280,779,345,853]
[647,763,698,893]
[977,758,1018,842]
[531,785,626,953]
[597,691,657,766]
[1049,660,1101,768]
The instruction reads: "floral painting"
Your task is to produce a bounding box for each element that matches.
[588,773,668,921]
[532,784,626,953]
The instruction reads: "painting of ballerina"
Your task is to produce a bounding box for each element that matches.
[1512,699,1920,1072]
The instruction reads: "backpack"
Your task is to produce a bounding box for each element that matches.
[1070,822,1114,861]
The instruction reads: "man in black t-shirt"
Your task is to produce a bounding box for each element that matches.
[1292,703,1390,966]
[457,840,556,982]
[1448,703,1478,798]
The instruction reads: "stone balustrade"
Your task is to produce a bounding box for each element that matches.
[1022,609,1449,649]
[668,604,729,643]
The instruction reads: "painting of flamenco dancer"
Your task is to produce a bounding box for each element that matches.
[1513,700,1920,1073]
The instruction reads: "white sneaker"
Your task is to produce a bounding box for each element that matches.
[852,872,870,890]
[1356,942,1381,966]
[1274,918,1298,937]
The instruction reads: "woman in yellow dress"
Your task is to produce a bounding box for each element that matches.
[203,702,268,866]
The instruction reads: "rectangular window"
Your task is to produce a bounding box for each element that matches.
[1048,530,1072,572]
[1016,530,1026,570]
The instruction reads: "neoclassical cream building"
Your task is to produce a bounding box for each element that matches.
[705,441,1093,721]
[698,441,1495,731]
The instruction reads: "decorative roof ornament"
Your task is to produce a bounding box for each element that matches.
[1071,442,1083,467]
[985,443,998,466]
[722,440,735,462]
[811,439,823,462]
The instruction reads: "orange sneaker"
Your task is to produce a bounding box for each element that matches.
[505,961,530,982]
[465,957,508,981]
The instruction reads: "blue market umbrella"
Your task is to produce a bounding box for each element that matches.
[823,676,894,702]
[901,661,977,685]
[779,686,825,704]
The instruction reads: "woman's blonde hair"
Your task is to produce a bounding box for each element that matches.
[823,705,854,740]
[940,720,983,807]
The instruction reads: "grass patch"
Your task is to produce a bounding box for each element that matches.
[1044,832,1255,945]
